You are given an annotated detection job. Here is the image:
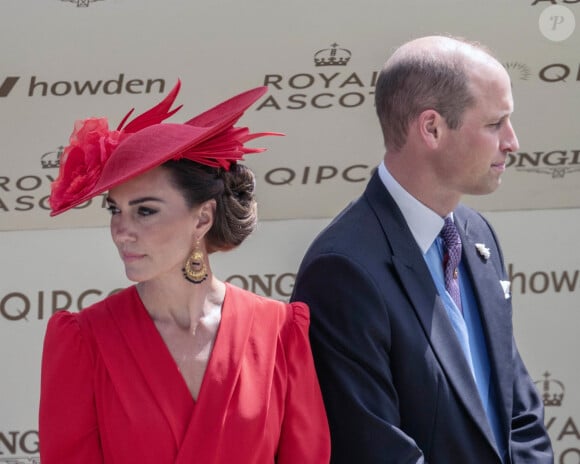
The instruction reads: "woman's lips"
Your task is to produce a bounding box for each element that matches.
[121,252,144,262]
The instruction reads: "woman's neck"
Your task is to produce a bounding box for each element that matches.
[137,274,226,332]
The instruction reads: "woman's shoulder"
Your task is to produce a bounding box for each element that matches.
[47,286,135,330]
[43,307,96,365]
[225,283,310,329]
[44,286,137,363]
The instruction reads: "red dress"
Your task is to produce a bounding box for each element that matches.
[39,283,330,463]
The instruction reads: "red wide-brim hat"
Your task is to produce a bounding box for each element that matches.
[49,81,279,216]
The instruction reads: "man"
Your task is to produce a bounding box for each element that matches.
[292,36,553,463]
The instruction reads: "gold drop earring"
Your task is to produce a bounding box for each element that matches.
[182,239,208,284]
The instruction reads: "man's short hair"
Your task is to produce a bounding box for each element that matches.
[375,39,490,151]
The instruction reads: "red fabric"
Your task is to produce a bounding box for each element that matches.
[39,284,330,463]
[50,83,282,217]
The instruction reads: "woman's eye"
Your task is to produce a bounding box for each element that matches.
[138,206,157,216]
[106,205,120,215]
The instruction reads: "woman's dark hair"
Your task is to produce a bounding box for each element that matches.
[162,159,257,253]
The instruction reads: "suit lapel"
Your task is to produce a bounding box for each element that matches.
[456,210,514,437]
[364,173,497,446]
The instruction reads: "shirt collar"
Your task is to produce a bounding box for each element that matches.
[377,162,446,254]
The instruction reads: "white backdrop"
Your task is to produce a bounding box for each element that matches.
[1,0,579,462]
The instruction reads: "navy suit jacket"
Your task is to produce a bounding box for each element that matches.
[292,172,553,463]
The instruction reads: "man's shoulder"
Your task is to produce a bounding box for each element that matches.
[310,197,376,243]
[300,198,393,271]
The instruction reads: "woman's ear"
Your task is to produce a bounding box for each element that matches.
[194,199,216,235]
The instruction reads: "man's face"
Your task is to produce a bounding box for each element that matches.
[438,61,519,197]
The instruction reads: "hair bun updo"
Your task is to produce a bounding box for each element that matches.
[163,159,258,253]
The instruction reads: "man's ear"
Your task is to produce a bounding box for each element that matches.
[417,109,444,149]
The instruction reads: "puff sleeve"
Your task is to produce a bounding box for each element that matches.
[39,311,104,463]
[276,302,331,463]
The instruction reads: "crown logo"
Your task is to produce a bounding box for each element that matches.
[516,165,580,178]
[61,0,104,7]
[534,371,565,407]
[314,43,351,67]
[41,146,64,169]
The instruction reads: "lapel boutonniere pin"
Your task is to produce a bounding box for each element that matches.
[475,243,491,261]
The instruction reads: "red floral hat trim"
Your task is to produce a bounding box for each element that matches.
[49,81,280,216]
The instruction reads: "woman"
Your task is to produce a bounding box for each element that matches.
[39,81,330,463]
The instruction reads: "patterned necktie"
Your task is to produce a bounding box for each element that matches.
[440,216,463,313]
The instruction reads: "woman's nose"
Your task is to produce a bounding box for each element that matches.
[111,216,136,244]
